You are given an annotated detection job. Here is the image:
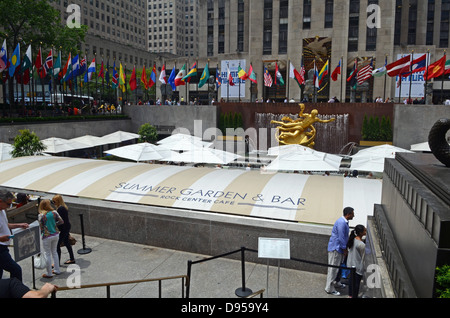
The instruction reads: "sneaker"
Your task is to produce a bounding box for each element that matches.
[325,290,341,296]
[335,282,346,289]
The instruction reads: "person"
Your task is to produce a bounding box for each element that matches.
[325,207,355,296]
[52,195,75,265]
[0,189,29,282]
[347,224,366,298]
[15,193,29,209]
[38,199,64,278]
[0,277,57,298]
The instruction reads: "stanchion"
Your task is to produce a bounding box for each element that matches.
[235,247,253,297]
[77,214,92,255]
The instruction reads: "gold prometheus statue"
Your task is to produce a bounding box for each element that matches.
[271,104,336,148]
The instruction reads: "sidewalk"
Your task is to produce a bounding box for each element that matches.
[17,234,348,299]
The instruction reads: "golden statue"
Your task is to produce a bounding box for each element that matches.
[271,104,336,148]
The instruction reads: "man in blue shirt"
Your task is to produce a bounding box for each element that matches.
[325,207,354,296]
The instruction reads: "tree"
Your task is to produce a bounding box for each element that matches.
[11,129,45,157]
[138,123,158,143]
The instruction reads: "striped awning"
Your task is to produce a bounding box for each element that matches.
[0,156,381,226]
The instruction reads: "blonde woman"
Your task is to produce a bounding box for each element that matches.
[52,195,75,265]
[38,199,64,278]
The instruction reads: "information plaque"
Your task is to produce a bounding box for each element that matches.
[258,237,290,260]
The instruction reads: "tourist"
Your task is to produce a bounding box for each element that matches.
[38,199,64,278]
[347,224,366,298]
[0,189,29,282]
[325,207,354,296]
[52,195,75,265]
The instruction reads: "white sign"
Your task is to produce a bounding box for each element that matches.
[258,237,291,259]
[395,53,428,99]
[12,221,41,262]
[220,59,246,99]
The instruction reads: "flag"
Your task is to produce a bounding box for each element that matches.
[175,64,186,86]
[331,60,341,81]
[53,51,61,77]
[105,60,110,85]
[199,63,210,88]
[313,61,320,89]
[248,64,257,84]
[62,53,72,82]
[44,50,53,75]
[84,58,96,83]
[119,63,126,92]
[79,55,86,76]
[183,62,197,82]
[318,60,329,87]
[227,64,235,86]
[357,59,373,85]
[141,65,148,89]
[347,59,358,88]
[129,66,137,91]
[98,60,104,79]
[168,66,177,90]
[148,64,157,88]
[215,67,222,88]
[372,56,387,77]
[445,59,450,75]
[159,64,167,84]
[263,66,272,87]
[289,62,303,87]
[275,63,285,86]
[238,65,248,80]
[17,44,32,85]
[406,54,427,76]
[0,40,8,73]
[386,55,411,77]
[71,55,80,78]
[112,61,118,89]
[424,55,446,81]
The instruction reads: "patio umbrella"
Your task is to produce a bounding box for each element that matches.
[352,144,413,158]
[410,142,431,152]
[100,131,140,144]
[162,146,240,165]
[267,144,315,156]
[266,149,343,172]
[70,135,106,147]
[41,137,90,154]
[349,156,386,173]
[0,143,13,161]
[157,133,212,151]
[104,143,172,162]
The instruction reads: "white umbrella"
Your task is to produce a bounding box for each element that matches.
[42,137,90,154]
[352,144,413,158]
[100,131,140,144]
[104,143,172,162]
[0,143,13,161]
[162,146,240,165]
[266,149,343,172]
[410,142,431,152]
[70,135,106,147]
[267,144,315,156]
[349,156,386,173]
[157,133,212,151]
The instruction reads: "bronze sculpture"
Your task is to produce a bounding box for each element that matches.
[428,118,450,167]
[271,104,336,148]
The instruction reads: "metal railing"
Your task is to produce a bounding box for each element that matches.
[51,274,188,298]
[186,246,357,298]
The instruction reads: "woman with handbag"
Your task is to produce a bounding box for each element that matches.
[38,199,64,278]
[52,195,76,265]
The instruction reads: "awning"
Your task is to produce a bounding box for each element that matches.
[0,156,381,226]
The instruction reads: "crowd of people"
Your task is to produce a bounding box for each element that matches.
[0,189,75,298]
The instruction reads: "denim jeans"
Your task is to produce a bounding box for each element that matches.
[0,245,22,282]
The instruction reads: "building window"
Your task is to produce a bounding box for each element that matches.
[237,0,245,52]
[207,0,214,56]
[426,0,435,45]
[408,0,418,45]
[303,0,311,29]
[218,0,225,54]
[366,0,378,51]
[348,0,360,52]
[324,0,333,28]
[279,0,288,54]
[263,0,272,55]
[441,0,450,47]
[394,0,402,45]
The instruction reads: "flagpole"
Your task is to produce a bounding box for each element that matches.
[441,51,446,103]
[227,62,230,102]
[238,62,241,102]
[383,55,387,101]
[409,50,413,103]
[340,57,343,102]
[287,59,290,101]
[425,50,429,102]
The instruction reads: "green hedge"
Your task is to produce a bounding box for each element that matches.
[0,114,129,124]
[361,115,393,141]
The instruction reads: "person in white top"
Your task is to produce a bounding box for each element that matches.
[346,224,366,298]
[0,190,29,282]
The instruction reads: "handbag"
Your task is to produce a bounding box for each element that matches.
[33,253,47,269]
[68,234,77,246]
